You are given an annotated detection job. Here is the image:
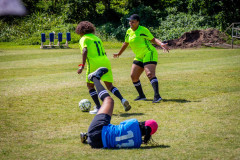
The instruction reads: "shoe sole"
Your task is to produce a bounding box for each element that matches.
[80,133,87,143]
[123,100,131,112]
[152,97,162,103]
[134,98,146,101]
[88,67,108,81]
[89,111,98,114]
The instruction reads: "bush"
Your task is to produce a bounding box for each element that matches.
[152,12,213,40]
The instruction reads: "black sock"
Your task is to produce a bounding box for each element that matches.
[150,77,160,97]
[89,89,101,109]
[111,87,123,101]
[133,80,145,97]
[92,77,110,101]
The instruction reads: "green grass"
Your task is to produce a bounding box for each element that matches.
[0,43,240,160]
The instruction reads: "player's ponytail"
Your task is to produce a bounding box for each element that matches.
[139,121,152,144]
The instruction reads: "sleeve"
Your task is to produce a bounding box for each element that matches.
[144,27,154,40]
[124,29,130,43]
[79,37,88,51]
[119,119,137,125]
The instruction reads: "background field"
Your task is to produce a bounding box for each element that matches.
[0,43,240,160]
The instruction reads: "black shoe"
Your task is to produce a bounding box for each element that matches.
[88,67,108,81]
[134,95,146,101]
[80,132,88,143]
[152,95,162,103]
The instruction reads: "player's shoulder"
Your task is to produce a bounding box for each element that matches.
[139,25,150,32]
[123,118,138,124]
[81,34,100,42]
[126,28,133,33]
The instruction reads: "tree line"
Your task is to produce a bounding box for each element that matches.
[1,0,239,44]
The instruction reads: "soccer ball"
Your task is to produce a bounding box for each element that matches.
[79,99,91,112]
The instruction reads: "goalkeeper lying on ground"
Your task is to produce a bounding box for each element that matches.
[80,67,158,148]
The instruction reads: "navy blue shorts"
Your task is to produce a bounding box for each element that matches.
[87,113,111,148]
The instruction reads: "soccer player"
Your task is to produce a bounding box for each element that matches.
[76,21,131,114]
[113,14,170,103]
[80,67,158,148]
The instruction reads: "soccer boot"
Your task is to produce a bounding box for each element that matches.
[152,94,162,103]
[134,95,146,101]
[89,106,99,114]
[88,67,108,81]
[80,132,88,143]
[121,99,131,112]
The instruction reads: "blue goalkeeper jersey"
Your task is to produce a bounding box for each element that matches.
[101,118,142,148]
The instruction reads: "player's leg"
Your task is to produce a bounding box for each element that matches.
[144,64,162,103]
[81,67,113,147]
[88,67,114,116]
[104,81,131,112]
[143,50,162,103]
[131,61,146,101]
[87,83,101,114]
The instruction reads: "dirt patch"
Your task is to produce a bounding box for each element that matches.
[161,29,228,49]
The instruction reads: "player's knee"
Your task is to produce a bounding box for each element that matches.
[107,85,114,91]
[146,72,154,79]
[87,84,94,90]
[131,74,138,81]
[105,96,114,104]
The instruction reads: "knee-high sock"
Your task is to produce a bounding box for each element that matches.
[150,77,160,96]
[92,77,110,101]
[133,80,145,97]
[89,89,101,109]
[111,87,123,101]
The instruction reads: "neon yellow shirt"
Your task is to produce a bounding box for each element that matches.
[125,26,157,59]
[79,33,113,83]
[79,33,107,59]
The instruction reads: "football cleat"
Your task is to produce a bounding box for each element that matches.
[152,95,162,103]
[134,95,146,101]
[88,67,108,81]
[121,99,131,111]
[80,132,88,144]
[89,106,99,114]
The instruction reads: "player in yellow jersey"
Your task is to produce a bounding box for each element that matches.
[76,21,131,114]
[114,14,169,103]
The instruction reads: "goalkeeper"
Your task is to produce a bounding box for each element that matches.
[80,67,158,148]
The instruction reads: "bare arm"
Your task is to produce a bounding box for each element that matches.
[151,38,170,53]
[77,47,87,74]
[113,42,129,58]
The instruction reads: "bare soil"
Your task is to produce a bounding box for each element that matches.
[159,29,233,49]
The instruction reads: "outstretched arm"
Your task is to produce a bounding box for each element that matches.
[151,38,170,53]
[77,47,87,74]
[113,42,129,58]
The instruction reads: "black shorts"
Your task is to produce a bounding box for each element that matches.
[87,113,111,148]
[133,60,157,68]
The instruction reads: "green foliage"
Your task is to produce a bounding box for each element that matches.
[0,12,76,45]
[152,11,211,40]
[187,0,240,30]
[0,0,239,44]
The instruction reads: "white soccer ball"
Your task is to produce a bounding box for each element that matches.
[79,99,91,112]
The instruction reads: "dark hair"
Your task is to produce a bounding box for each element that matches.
[75,21,96,35]
[139,121,152,144]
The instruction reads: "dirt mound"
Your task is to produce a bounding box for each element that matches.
[164,29,227,49]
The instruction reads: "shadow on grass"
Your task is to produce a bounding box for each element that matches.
[144,98,192,103]
[139,144,170,149]
[162,99,192,103]
[106,144,170,150]
[113,113,144,117]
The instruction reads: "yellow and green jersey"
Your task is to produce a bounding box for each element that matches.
[79,33,113,83]
[125,26,158,63]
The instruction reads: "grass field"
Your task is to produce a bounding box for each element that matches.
[0,42,240,160]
